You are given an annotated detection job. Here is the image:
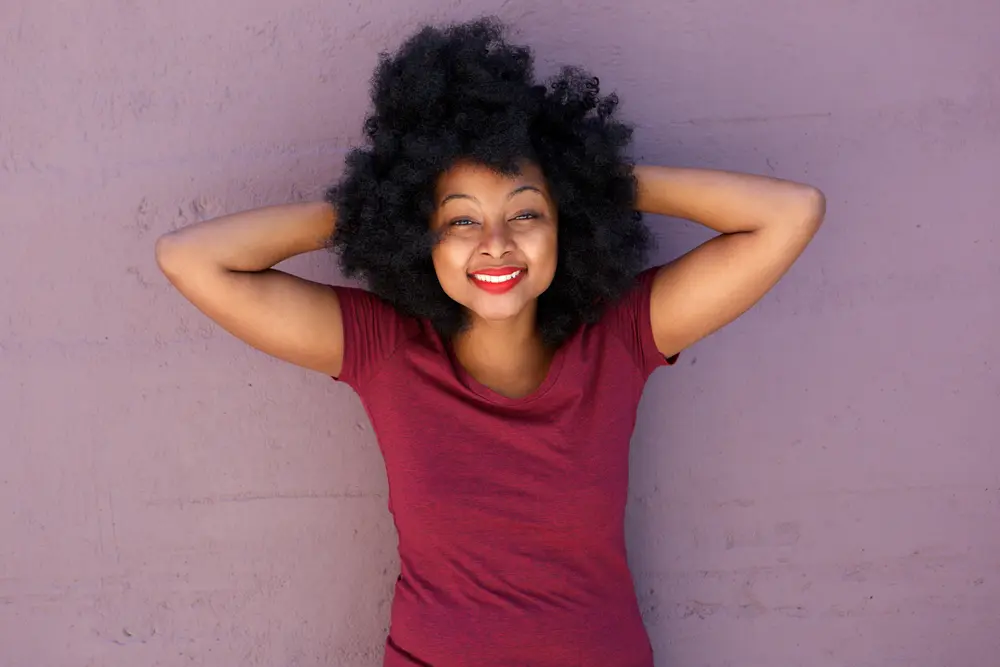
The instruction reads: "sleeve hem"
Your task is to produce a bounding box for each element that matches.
[635,267,679,376]
[329,285,360,390]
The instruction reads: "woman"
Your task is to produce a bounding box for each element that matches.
[156,17,824,667]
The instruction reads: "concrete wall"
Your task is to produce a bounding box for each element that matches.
[2,1,998,665]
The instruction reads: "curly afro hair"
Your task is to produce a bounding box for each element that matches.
[327,17,652,346]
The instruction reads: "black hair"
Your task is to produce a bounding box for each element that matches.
[326,17,652,346]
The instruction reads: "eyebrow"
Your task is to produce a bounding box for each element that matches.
[440,185,545,206]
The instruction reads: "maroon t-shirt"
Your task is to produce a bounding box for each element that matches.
[332,268,675,667]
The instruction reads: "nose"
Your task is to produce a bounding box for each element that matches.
[477,218,515,258]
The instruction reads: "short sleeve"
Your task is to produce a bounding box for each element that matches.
[604,267,679,380]
[330,285,410,392]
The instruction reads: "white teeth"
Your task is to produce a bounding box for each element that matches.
[472,270,522,284]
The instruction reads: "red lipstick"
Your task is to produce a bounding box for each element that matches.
[468,267,526,294]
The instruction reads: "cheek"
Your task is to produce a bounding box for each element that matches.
[521,226,559,276]
[431,239,472,290]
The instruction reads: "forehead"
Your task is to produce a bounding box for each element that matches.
[435,160,549,198]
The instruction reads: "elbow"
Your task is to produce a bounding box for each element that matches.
[780,184,826,237]
[154,233,175,275]
[799,185,826,231]
[755,184,827,237]
[155,232,230,289]
[154,232,189,282]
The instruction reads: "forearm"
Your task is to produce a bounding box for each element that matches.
[633,165,825,235]
[156,201,336,273]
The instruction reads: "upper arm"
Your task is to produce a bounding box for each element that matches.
[649,197,824,359]
[156,236,346,376]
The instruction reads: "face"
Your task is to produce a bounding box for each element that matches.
[430,160,558,325]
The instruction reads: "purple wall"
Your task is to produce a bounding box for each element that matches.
[2,1,998,665]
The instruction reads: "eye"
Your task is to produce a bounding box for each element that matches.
[512,211,539,221]
[449,218,477,227]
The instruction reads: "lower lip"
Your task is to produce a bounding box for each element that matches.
[469,271,526,294]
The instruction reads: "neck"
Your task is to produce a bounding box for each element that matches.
[451,304,552,398]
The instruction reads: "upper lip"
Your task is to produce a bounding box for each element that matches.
[468,266,525,276]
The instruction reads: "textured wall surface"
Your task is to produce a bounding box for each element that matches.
[2,1,999,665]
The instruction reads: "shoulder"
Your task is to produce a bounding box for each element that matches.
[582,267,677,379]
[329,284,426,389]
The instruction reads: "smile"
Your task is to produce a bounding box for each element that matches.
[469,268,525,293]
[471,270,522,284]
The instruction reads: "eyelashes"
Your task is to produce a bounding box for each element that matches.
[449,212,541,227]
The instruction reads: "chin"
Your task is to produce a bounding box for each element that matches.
[467,298,530,323]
